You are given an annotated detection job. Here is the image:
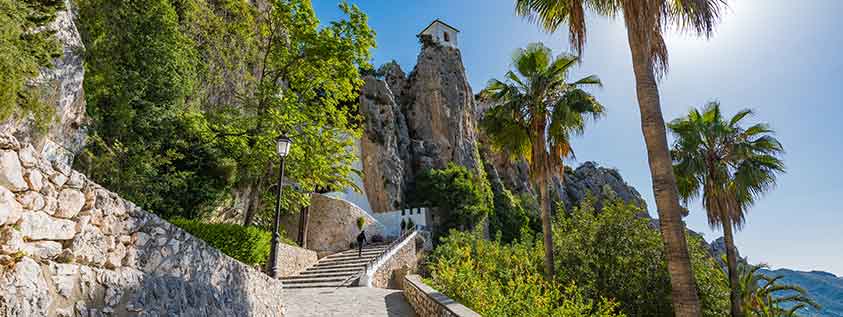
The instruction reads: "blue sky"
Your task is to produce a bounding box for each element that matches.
[314,0,843,276]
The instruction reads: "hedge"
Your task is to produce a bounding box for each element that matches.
[170,218,272,266]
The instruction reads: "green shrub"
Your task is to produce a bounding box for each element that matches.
[427,231,623,317]
[356,216,366,230]
[170,218,271,266]
[414,163,493,235]
[552,197,729,317]
[427,197,730,317]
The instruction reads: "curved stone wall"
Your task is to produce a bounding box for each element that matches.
[0,133,285,316]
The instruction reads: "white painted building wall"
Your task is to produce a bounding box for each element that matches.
[419,20,459,49]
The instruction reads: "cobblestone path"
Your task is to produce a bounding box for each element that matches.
[284,287,416,316]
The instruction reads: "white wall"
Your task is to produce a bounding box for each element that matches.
[371,208,430,238]
[324,138,373,213]
[421,22,458,48]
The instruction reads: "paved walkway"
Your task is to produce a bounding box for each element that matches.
[284,287,416,317]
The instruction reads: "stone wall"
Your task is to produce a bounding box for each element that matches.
[365,231,418,289]
[403,275,480,317]
[0,133,285,316]
[280,193,384,257]
[276,243,317,277]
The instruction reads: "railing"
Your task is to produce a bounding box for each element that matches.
[355,226,418,287]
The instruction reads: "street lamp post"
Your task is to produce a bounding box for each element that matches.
[268,134,292,279]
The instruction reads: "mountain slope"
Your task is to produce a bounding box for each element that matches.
[760,268,843,317]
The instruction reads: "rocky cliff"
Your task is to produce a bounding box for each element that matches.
[0,0,87,167]
[360,41,646,216]
[359,42,480,212]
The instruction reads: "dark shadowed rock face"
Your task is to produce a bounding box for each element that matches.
[358,76,408,212]
[359,43,480,212]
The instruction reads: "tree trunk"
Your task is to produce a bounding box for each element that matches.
[626,32,702,316]
[297,204,310,248]
[538,170,555,278]
[722,214,744,317]
[243,162,273,226]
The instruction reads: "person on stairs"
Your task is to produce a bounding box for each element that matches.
[356,229,367,258]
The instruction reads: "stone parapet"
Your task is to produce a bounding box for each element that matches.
[403,274,480,317]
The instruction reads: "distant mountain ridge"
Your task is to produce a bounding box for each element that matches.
[759,268,843,317]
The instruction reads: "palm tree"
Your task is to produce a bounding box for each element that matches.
[736,262,820,316]
[670,102,786,317]
[480,43,604,278]
[514,1,728,314]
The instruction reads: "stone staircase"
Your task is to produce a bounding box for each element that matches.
[281,243,389,289]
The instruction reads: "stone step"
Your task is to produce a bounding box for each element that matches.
[323,252,382,260]
[281,275,350,284]
[300,267,363,275]
[327,249,384,256]
[283,282,346,289]
[311,262,368,270]
[328,249,386,257]
[284,271,357,279]
[316,256,377,264]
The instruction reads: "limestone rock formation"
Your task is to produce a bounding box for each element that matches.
[359,76,409,212]
[403,44,479,173]
[0,0,87,167]
[359,42,481,212]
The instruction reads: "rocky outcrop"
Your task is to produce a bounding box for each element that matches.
[403,44,479,173]
[0,133,285,316]
[560,162,648,213]
[359,77,409,212]
[359,42,481,212]
[0,0,87,167]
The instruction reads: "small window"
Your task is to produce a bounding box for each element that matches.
[443,31,450,42]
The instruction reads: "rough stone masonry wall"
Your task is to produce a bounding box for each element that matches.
[403,274,480,317]
[0,133,285,316]
[370,233,417,289]
[275,243,317,277]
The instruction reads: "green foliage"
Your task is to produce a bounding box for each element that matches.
[428,197,732,317]
[488,180,539,243]
[0,0,63,127]
[75,0,376,224]
[427,230,623,317]
[413,163,493,235]
[670,102,785,228]
[552,197,730,316]
[170,218,274,266]
[736,263,820,317]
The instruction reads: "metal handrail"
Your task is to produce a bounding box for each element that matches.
[363,226,417,273]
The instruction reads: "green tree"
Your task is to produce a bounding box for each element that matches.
[480,42,604,278]
[414,163,493,237]
[670,102,786,317]
[0,0,63,127]
[552,197,729,316]
[735,263,820,316]
[514,1,729,313]
[428,230,623,317]
[74,0,375,224]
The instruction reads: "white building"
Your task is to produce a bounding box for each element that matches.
[418,19,460,49]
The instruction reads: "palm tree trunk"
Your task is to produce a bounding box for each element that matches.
[722,214,744,317]
[626,32,702,316]
[538,170,555,278]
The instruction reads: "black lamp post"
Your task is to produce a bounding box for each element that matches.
[268,134,292,279]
